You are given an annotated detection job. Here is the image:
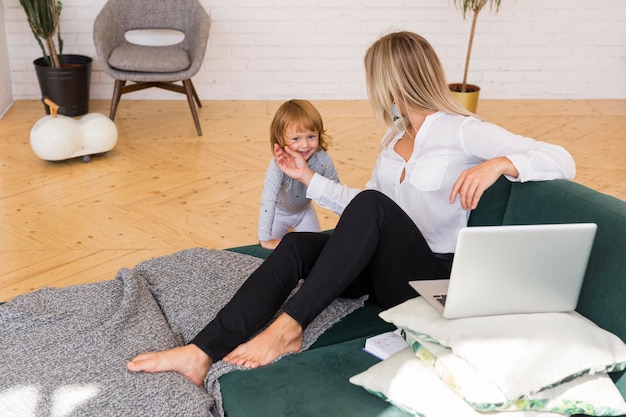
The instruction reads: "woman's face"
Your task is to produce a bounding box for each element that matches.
[283,124,320,161]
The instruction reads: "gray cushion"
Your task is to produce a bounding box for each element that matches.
[108,44,190,72]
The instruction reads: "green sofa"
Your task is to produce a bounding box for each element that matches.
[223,178,626,417]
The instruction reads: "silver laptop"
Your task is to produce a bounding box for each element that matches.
[409,223,597,319]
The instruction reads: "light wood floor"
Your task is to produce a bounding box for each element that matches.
[1,99,625,302]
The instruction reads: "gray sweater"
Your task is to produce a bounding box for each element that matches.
[258,149,339,241]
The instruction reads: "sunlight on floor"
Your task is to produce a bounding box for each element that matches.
[0,384,100,417]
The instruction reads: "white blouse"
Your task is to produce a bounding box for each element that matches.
[306,111,576,254]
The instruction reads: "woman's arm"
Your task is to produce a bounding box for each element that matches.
[274,145,315,185]
[451,119,576,210]
[449,156,518,210]
[275,145,362,215]
[461,119,576,182]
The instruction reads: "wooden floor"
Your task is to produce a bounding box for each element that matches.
[1,99,625,302]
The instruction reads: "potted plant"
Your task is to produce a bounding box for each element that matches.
[449,0,502,113]
[19,0,92,117]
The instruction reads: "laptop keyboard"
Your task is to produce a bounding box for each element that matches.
[434,294,447,306]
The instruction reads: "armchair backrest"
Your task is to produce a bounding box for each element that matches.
[102,0,206,32]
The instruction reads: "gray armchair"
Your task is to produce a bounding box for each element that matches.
[93,0,211,136]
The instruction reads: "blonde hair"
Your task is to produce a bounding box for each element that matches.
[269,99,332,153]
[364,31,474,146]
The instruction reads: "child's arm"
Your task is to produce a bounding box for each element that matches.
[258,160,283,244]
[260,239,281,250]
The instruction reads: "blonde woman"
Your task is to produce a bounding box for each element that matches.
[127,31,575,384]
[258,100,339,250]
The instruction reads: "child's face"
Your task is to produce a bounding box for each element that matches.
[283,124,320,161]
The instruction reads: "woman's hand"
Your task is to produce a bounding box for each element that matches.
[274,144,315,186]
[260,239,281,250]
[450,157,519,210]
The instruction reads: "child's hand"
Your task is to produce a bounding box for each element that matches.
[260,239,281,250]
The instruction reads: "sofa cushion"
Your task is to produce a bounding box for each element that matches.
[219,303,401,416]
[220,337,412,417]
[227,244,273,260]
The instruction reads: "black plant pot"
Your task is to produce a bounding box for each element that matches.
[34,54,92,117]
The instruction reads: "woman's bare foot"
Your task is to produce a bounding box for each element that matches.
[127,344,212,386]
[223,313,303,368]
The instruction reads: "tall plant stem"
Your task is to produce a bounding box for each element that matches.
[45,36,61,68]
[462,7,481,92]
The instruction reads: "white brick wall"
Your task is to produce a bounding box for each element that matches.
[0,0,12,116]
[2,0,626,101]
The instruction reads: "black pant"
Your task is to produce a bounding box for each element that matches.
[191,190,453,361]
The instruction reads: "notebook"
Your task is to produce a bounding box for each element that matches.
[409,223,597,319]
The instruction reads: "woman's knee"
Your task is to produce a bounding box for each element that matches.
[343,190,394,218]
[270,232,327,278]
[280,231,314,247]
[352,189,388,205]
[277,232,329,260]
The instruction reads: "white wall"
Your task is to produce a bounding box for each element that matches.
[3,0,626,101]
[0,0,14,116]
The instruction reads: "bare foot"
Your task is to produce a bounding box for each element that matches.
[223,313,303,368]
[127,344,212,386]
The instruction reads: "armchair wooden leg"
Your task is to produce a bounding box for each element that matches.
[183,79,202,136]
[188,80,202,108]
[109,80,126,121]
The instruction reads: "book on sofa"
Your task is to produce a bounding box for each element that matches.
[363,329,408,360]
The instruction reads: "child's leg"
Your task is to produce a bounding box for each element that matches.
[292,203,321,233]
[271,204,321,239]
[269,208,292,240]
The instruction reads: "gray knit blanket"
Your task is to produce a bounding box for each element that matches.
[0,248,365,417]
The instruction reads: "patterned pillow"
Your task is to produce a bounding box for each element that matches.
[404,331,626,415]
[350,348,563,417]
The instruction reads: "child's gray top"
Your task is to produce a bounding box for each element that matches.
[258,149,339,241]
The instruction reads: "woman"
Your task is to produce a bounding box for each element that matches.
[127,31,575,385]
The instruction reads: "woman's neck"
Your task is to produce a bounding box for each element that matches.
[404,112,432,138]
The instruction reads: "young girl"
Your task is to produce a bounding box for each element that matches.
[258,100,339,250]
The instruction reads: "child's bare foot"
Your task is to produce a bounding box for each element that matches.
[223,313,303,368]
[127,344,212,386]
